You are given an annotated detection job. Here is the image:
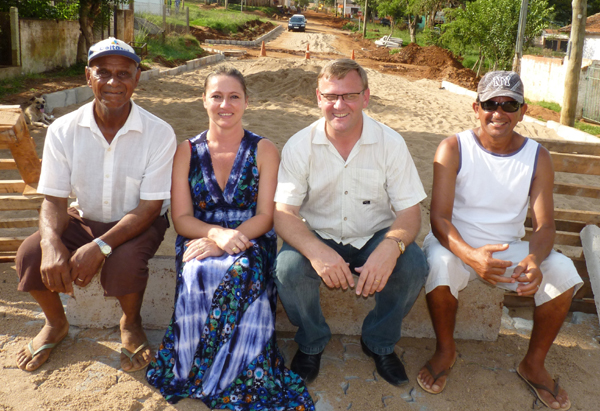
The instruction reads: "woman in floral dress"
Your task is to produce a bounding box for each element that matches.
[146,67,314,410]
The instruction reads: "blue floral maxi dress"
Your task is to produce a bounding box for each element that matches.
[147,131,314,410]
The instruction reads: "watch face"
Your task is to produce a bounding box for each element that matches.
[101,245,111,254]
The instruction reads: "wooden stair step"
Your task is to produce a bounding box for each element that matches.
[0,217,38,229]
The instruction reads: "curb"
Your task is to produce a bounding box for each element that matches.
[441,80,600,143]
[43,53,226,114]
[205,24,284,46]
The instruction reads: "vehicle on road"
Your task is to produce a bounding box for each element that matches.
[380,18,390,27]
[288,14,307,32]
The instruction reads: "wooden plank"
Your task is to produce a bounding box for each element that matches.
[0,180,26,194]
[551,152,600,175]
[554,208,600,225]
[0,195,43,211]
[504,294,597,314]
[0,253,16,263]
[0,217,38,228]
[0,159,17,170]
[553,182,600,199]
[536,137,600,156]
[8,113,41,184]
[524,217,586,233]
[523,228,581,246]
[0,237,26,252]
[0,143,9,150]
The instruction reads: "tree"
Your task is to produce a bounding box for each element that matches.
[441,0,553,71]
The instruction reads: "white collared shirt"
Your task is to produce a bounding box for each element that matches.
[38,100,177,223]
[275,112,426,248]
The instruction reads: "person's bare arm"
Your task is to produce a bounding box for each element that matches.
[511,147,555,295]
[39,196,72,294]
[274,203,354,290]
[69,198,163,287]
[354,204,421,296]
[431,135,513,284]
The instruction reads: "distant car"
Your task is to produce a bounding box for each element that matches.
[288,14,307,32]
[380,18,391,27]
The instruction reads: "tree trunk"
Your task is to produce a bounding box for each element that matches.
[78,0,94,63]
[408,15,418,43]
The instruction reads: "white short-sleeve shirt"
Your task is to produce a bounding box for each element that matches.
[275,112,426,249]
[37,100,177,223]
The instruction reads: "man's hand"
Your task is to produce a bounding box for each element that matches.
[40,240,73,294]
[465,243,514,285]
[208,227,252,255]
[354,239,399,297]
[511,254,543,296]
[309,246,354,290]
[183,238,225,262]
[69,242,106,288]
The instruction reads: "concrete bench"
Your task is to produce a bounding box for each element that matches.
[67,255,505,341]
[66,138,600,342]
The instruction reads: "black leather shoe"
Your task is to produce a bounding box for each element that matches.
[290,349,322,384]
[361,338,409,386]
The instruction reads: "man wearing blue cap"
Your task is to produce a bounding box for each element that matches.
[417,71,582,410]
[15,38,177,373]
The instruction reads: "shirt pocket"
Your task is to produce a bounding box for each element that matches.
[349,169,383,203]
[124,176,141,213]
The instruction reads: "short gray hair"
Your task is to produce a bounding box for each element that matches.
[318,59,368,90]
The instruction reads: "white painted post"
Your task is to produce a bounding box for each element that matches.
[581,225,600,326]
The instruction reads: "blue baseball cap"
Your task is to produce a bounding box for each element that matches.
[88,37,141,65]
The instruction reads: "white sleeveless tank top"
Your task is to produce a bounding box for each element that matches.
[452,130,540,248]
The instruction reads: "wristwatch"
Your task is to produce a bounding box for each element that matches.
[93,238,112,258]
[385,236,406,255]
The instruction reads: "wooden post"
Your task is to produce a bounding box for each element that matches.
[511,0,528,74]
[9,7,20,67]
[560,0,587,127]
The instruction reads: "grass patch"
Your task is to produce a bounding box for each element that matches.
[526,100,561,113]
[0,62,86,100]
[142,33,205,66]
[137,1,273,34]
[574,121,600,136]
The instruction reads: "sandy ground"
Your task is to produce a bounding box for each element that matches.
[1,24,600,411]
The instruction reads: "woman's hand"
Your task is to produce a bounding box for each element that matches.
[208,227,252,255]
[183,238,224,262]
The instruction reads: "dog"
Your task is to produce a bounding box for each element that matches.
[22,96,54,128]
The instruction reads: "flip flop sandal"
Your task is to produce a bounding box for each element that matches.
[21,340,60,372]
[417,356,457,395]
[517,368,571,410]
[121,341,150,373]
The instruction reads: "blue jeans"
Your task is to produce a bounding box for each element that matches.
[274,228,428,355]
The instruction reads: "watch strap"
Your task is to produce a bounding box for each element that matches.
[385,236,405,255]
[93,238,112,257]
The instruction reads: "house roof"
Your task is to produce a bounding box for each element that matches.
[560,12,600,33]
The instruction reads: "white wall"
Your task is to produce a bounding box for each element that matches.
[583,35,600,60]
[19,19,79,75]
[520,55,593,117]
[134,0,164,15]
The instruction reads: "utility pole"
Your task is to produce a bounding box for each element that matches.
[511,0,528,74]
[362,0,368,38]
[560,0,587,127]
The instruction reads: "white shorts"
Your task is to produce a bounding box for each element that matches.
[423,232,583,306]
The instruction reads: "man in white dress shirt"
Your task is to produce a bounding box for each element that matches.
[274,59,428,386]
[15,38,177,373]
[417,71,581,410]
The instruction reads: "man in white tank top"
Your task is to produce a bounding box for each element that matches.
[417,71,582,410]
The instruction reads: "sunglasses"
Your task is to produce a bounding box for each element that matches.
[479,100,522,113]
